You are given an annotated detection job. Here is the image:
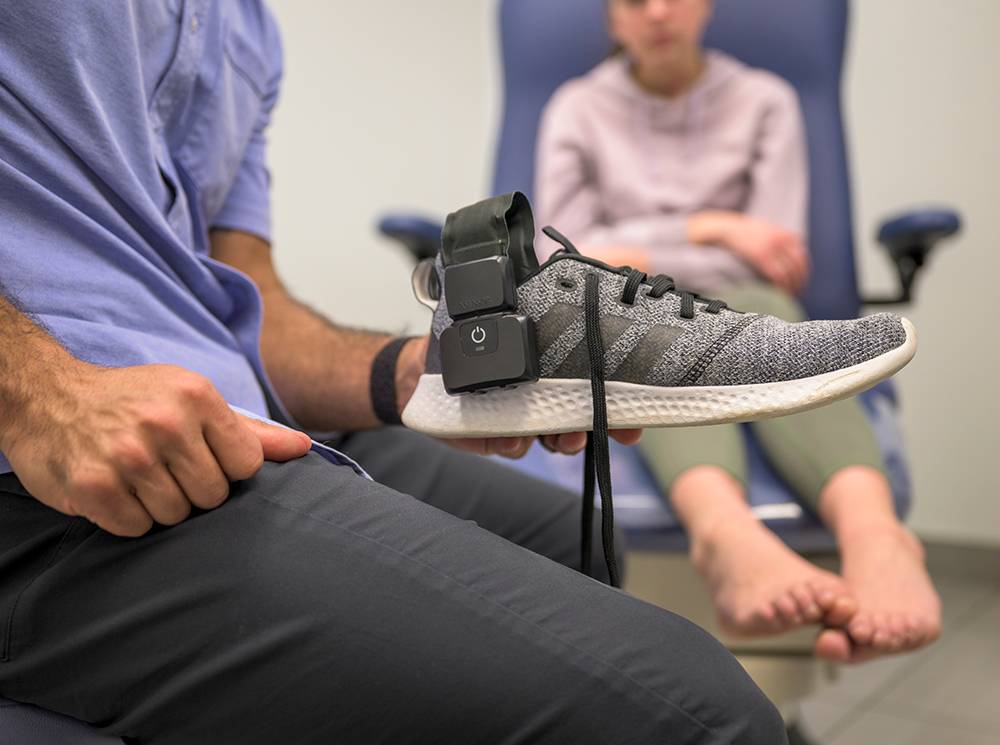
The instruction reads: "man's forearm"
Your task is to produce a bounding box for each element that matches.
[259,289,397,431]
[209,229,425,432]
[0,283,76,454]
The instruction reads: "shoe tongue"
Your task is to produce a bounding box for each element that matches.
[441,191,539,284]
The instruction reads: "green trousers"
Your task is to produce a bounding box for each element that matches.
[638,283,886,513]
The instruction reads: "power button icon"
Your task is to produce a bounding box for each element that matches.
[460,318,499,357]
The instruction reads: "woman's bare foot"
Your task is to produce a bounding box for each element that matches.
[816,468,942,663]
[673,467,857,637]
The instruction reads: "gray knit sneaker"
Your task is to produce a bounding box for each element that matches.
[402,193,917,439]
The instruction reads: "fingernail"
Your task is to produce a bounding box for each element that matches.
[501,437,520,454]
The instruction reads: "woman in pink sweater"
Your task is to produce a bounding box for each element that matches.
[534,0,940,663]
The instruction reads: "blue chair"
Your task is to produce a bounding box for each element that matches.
[380,0,959,734]
[379,0,960,550]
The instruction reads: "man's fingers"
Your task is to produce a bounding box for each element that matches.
[610,428,643,446]
[87,497,156,537]
[165,443,232,511]
[239,416,313,462]
[97,427,203,521]
[539,428,642,454]
[198,414,310,502]
[128,465,194,526]
[441,428,643,459]
[58,469,156,537]
[477,436,533,458]
[540,432,587,455]
[201,409,266,483]
[106,414,309,521]
[439,436,534,458]
[497,437,535,459]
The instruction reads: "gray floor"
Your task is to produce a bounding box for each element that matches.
[797,543,1000,744]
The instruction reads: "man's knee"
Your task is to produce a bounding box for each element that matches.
[675,627,787,743]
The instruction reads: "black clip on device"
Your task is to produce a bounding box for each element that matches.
[437,192,541,394]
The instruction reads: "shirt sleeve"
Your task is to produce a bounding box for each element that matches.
[210,9,284,243]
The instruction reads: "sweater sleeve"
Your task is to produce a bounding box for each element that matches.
[533,85,603,257]
[742,78,809,239]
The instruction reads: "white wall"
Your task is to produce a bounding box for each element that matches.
[266,0,999,547]
[266,0,496,336]
[845,0,1000,547]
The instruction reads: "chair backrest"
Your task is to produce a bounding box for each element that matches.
[493,0,859,320]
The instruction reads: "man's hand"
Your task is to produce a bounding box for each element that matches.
[3,362,310,537]
[441,429,643,459]
[688,211,811,296]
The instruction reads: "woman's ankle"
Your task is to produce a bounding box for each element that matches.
[670,466,752,537]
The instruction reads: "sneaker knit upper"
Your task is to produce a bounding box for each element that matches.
[429,254,907,388]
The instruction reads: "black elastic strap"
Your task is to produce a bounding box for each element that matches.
[440,191,539,283]
[370,337,415,425]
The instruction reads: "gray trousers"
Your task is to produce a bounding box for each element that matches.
[0,427,785,744]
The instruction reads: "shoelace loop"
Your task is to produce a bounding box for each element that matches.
[619,269,727,319]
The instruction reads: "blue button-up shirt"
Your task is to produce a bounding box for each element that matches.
[0,1,355,475]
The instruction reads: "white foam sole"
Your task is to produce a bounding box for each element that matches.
[402,318,917,438]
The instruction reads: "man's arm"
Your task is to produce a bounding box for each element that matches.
[0,283,310,536]
[208,229,424,432]
[209,230,641,457]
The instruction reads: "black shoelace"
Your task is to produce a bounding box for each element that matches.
[543,228,726,589]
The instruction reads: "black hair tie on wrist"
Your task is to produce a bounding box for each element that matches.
[370,337,414,425]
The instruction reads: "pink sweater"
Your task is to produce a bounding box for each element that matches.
[534,51,808,291]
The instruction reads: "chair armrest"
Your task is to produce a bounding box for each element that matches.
[377,214,444,262]
[864,208,961,305]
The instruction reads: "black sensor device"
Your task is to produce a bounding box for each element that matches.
[444,256,517,320]
[437,193,540,394]
[439,313,538,394]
